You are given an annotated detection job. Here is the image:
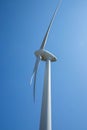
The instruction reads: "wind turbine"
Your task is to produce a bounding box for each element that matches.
[30,0,62,130]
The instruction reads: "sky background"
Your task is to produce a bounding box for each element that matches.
[1,0,87,130]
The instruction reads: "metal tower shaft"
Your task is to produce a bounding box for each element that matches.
[39,59,52,130]
[35,49,57,130]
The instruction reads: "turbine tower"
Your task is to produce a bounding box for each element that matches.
[30,1,62,130]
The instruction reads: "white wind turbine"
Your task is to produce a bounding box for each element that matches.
[30,0,62,130]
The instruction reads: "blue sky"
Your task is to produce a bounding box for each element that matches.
[1,0,87,130]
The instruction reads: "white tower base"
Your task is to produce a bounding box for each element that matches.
[35,49,57,130]
[39,59,52,130]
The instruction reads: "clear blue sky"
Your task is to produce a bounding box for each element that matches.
[1,0,87,130]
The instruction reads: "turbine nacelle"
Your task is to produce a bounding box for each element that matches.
[35,49,57,62]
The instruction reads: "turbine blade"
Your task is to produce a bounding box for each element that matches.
[40,0,62,49]
[30,57,40,102]
[30,57,40,85]
[33,69,37,102]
